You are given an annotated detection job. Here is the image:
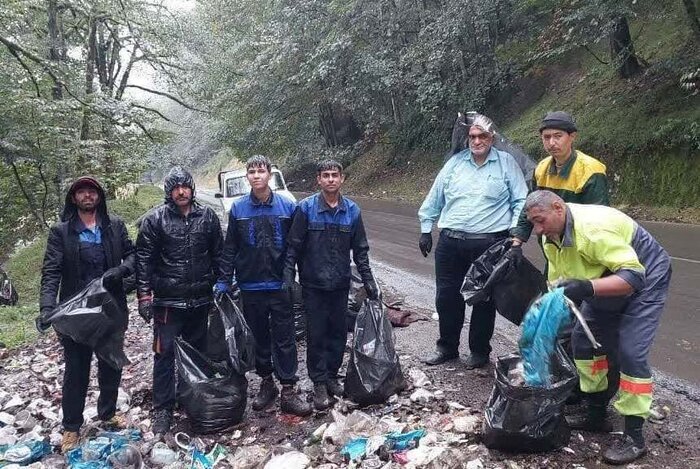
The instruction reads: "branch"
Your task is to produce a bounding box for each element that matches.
[130,103,177,123]
[583,44,610,65]
[124,84,207,112]
[0,35,63,87]
[7,48,42,97]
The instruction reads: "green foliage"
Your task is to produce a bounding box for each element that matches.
[110,185,164,224]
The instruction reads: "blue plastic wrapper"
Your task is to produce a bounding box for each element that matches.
[519,289,572,387]
[385,429,426,451]
[65,429,142,468]
[340,438,368,461]
[0,440,52,466]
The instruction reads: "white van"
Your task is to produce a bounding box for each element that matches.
[214,166,296,214]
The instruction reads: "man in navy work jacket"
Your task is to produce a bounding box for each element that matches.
[215,155,311,417]
[284,160,379,411]
[418,114,528,369]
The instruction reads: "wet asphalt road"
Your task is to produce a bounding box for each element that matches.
[198,189,700,388]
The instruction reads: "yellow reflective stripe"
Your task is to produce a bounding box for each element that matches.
[575,358,608,393]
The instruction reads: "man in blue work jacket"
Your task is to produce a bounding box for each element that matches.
[284,160,379,410]
[216,155,311,417]
[418,114,528,368]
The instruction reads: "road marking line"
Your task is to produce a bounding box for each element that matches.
[671,256,700,264]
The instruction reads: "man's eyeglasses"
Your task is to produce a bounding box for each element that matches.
[468,133,492,141]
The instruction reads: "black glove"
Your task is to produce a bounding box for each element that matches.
[36,307,52,333]
[138,296,153,323]
[558,279,594,303]
[419,233,433,257]
[102,266,125,289]
[364,278,380,301]
[504,243,523,267]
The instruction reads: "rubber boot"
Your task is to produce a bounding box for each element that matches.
[280,385,312,417]
[566,392,613,433]
[603,416,647,465]
[152,408,173,435]
[252,375,279,411]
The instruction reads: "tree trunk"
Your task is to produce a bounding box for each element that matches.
[80,15,97,143]
[47,0,63,99]
[681,0,700,41]
[610,16,642,78]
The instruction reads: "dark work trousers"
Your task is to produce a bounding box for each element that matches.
[241,289,299,384]
[152,304,209,411]
[434,231,507,356]
[61,335,122,432]
[303,286,350,384]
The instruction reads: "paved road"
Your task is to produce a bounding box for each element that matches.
[198,188,700,387]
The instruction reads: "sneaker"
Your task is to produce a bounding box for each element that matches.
[423,349,458,366]
[152,408,173,435]
[102,413,127,429]
[280,385,312,417]
[313,383,335,411]
[252,376,279,411]
[603,434,647,465]
[326,379,344,397]
[61,431,80,454]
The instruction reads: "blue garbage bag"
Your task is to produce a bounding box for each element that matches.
[519,289,572,387]
[0,440,51,466]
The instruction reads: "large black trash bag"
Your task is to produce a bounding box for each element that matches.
[39,278,129,369]
[345,299,407,406]
[175,338,247,434]
[461,239,546,325]
[210,293,255,374]
[0,269,19,306]
[346,266,367,332]
[482,345,577,453]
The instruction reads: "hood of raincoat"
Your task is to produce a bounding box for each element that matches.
[61,176,109,223]
[164,166,196,204]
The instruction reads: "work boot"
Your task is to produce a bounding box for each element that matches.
[326,379,344,397]
[463,353,489,370]
[61,431,80,454]
[423,349,458,366]
[152,408,173,435]
[313,383,335,411]
[566,405,613,433]
[252,375,279,411]
[102,413,127,429]
[280,385,312,417]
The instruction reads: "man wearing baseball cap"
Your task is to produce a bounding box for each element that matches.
[40,176,135,453]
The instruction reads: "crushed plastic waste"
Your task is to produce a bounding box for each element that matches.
[0,440,51,465]
[65,429,142,468]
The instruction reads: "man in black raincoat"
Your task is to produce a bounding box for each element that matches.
[136,167,224,434]
[40,176,135,453]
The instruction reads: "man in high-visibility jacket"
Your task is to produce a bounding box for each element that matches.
[524,190,671,465]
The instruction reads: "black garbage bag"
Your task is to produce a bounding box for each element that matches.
[0,268,19,306]
[482,345,577,452]
[347,267,367,332]
[175,338,247,434]
[39,278,129,369]
[461,239,546,325]
[345,299,406,406]
[210,293,255,374]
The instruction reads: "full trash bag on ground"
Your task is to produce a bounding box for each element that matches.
[345,299,407,406]
[449,112,537,185]
[461,239,546,325]
[519,289,573,386]
[38,277,129,370]
[0,268,19,306]
[175,337,248,434]
[210,292,255,374]
[482,345,577,453]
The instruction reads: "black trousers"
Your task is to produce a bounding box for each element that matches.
[61,335,122,432]
[434,231,507,356]
[152,304,209,411]
[303,286,349,384]
[241,290,298,384]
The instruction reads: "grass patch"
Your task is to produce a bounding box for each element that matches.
[0,185,163,348]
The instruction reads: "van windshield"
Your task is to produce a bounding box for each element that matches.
[226,172,285,197]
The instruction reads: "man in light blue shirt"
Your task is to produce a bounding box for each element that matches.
[418,114,528,368]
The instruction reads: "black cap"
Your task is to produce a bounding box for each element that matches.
[539,111,577,133]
